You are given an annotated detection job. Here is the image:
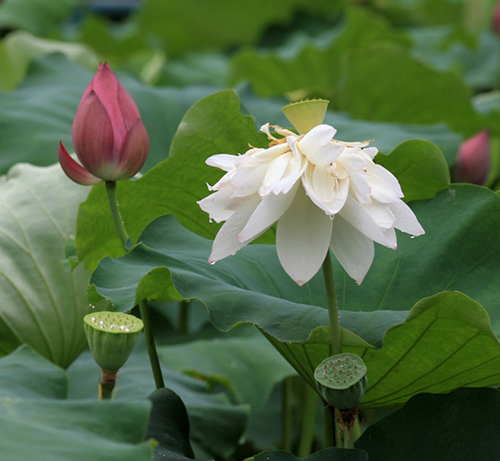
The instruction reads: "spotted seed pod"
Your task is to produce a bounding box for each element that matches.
[84,311,144,372]
[314,353,368,410]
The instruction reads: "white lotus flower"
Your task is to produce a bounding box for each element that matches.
[198,123,424,286]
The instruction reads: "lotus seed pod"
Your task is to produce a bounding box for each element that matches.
[314,353,368,410]
[281,98,329,134]
[84,311,144,372]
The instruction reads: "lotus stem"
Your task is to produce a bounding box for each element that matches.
[105,181,165,389]
[322,250,342,356]
[98,369,118,400]
[322,250,342,447]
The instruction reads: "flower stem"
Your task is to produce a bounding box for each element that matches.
[138,299,165,389]
[322,250,342,356]
[322,250,342,448]
[105,181,165,389]
[105,181,129,248]
[98,369,117,400]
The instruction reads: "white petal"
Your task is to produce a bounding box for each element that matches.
[339,195,394,248]
[208,194,261,263]
[274,126,297,137]
[302,164,349,216]
[337,150,371,202]
[276,186,333,286]
[362,200,396,230]
[238,181,300,243]
[363,147,378,160]
[206,154,239,171]
[197,186,244,223]
[389,200,425,236]
[260,123,296,139]
[330,215,375,285]
[366,162,404,202]
[260,123,276,140]
[230,162,269,195]
[298,125,344,166]
[260,153,294,195]
[272,155,307,195]
[382,227,397,248]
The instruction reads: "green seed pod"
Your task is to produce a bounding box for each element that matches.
[314,353,368,410]
[281,98,329,134]
[84,311,144,372]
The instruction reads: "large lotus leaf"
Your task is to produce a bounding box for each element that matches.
[264,292,500,409]
[0,162,93,367]
[89,182,500,337]
[356,388,500,460]
[88,197,500,408]
[158,332,296,411]
[75,88,454,271]
[0,346,67,399]
[0,53,216,175]
[332,185,500,334]
[230,5,410,99]
[249,448,368,461]
[0,30,99,90]
[0,0,78,35]
[361,291,500,408]
[0,345,153,460]
[68,341,250,461]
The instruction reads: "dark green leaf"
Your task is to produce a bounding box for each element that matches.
[332,185,500,335]
[0,346,67,399]
[90,183,500,337]
[146,388,195,461]
[356,388,500,460]
[0,345,153,460]
[249,448,368,460]
[67,341,250,461]
[375,139,450,202]
[158,333,296,410]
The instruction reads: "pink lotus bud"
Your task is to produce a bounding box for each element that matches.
[59,62,149,184]
[493,1,500,35]
[455,130,490,185]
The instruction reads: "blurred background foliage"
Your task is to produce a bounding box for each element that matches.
[1,0,500,459]
[1,0,500,186]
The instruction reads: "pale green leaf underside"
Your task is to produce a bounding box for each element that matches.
[0,163,92,367]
